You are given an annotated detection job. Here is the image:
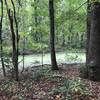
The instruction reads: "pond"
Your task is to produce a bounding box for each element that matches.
[18,52,86,69]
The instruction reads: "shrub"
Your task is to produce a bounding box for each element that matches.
[49,78,91,99]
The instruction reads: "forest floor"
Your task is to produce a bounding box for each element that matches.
[0,64,100,100]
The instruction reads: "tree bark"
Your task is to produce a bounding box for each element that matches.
[11,0,19,81]
[0,0,6,77]
[5,0,19,81]
[8,9,19,81]
[88,2,100,81]
[86,0,91,65]
[49,0,58,70]
[34,0,39,42]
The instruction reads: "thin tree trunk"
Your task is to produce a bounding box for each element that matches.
[49,0,58,70]
[34,0,38,42]
[11,0,19,81]
[0,0,6,77]
[5,0,19,81]
[22,36,25,73]
[88,2,100,81]
[8,9,18,81]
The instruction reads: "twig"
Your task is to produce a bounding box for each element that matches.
[74,1,87,12]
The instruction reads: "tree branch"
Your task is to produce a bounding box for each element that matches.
[74,1,87,12]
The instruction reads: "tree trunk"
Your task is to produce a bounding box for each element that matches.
[86,0,91,65]
[11,0,19,81]
[34,0,38,42]
[49,0,58,70]
[0,0,6,77]
[88,2,100,81]
[8,9,19,81]
[5,0,19,81]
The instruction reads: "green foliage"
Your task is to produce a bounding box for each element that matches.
[27,42,48,52]
[32,67,51,81]
[3,47,12,56]
[49,78,91,99]
[90,0,100,3]
[3,57,11,68]
[65,53,82,62]
[2,0,87,53]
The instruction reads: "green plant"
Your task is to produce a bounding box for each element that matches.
[90,0,100,3]
[70,79,90,94]
[65,53,82,62]
[49,78,91,99]
[32,67,51,81]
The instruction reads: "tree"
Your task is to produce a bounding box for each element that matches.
[34,0,38,42]
[5,0,19,81]
[11,0,19,81]
[0,0,6,77]
[84,0,91,78]
[49,0,58,70]
[88,2,100,81]
[86,0,91,65]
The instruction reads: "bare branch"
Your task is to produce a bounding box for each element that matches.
[74,1,87,12]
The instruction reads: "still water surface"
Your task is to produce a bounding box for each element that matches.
[18,52,86,69]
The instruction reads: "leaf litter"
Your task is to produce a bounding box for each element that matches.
[0,64,99,100]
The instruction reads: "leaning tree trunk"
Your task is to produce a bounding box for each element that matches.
[49,0,58,70]
[0,0,6,77]
[88,2,100,81]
